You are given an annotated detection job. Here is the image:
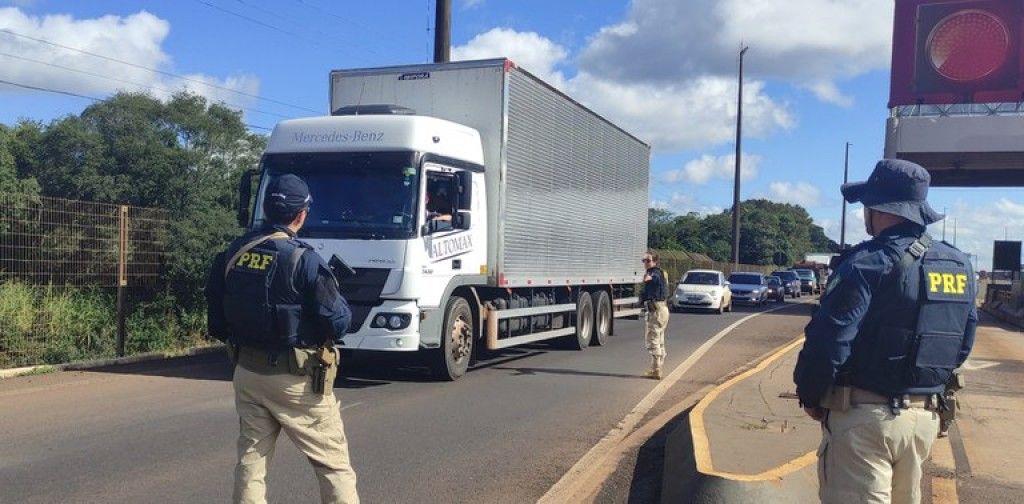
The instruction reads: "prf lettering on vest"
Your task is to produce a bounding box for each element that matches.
[928,272,968,295]
[237,252,274,270]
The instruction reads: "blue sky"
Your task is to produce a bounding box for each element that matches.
[2,0,1023,269]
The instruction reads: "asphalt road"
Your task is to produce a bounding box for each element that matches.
[0,302,799,504]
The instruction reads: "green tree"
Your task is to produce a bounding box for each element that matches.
[0,124,41,195]
[24,91,266,307]
[648,200,838,266]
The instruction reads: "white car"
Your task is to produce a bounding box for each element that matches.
[670,269,733,314]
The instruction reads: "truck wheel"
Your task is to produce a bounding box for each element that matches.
[561,291,593,350]
[429,296,474,381]
[591,290,612,346]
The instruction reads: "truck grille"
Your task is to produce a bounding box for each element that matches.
[337,268,389,331]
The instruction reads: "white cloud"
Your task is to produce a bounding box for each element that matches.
[817,206,870,248]
[578,0,891,106]
[460,0,484,9]
[0,8,260,113]
[662,153,761,185]
[651,192,722,216]
[567,73,793,151]
[994,198,1024,219]
[452,27,794,151]
[931,197,1024,271]
[766,181,822,208]
[452,28,568,88]
[806,81,853,108]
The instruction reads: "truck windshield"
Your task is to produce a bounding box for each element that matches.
[256,151,419,240]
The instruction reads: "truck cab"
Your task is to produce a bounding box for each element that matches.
[245,114,487,353]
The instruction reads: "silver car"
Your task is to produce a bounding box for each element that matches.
[727,272,769,306]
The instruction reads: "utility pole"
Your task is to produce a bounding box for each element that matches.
[731,45,749,266]
[942,207,947,241]
[433,0,451,63]
[840,142,851,249]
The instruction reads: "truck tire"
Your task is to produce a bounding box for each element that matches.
[429,296,474,381]
[591,290,612,346]
[561,291,593,350]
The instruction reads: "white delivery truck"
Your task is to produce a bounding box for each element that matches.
[238,59,650,380]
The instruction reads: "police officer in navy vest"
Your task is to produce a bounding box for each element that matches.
[206,174,359,503]
[794,159,976,504]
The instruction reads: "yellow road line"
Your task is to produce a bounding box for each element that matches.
[931,476,959,504]
[689,336,817,480]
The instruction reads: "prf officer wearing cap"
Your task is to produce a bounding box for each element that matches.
[794,160,976,504]
[206,174,359,504]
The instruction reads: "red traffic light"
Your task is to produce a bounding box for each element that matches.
[927,9,1011,82]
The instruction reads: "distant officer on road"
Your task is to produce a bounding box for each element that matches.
[206,174,359,504]
[794,159,977,504]
[640,251,670,379]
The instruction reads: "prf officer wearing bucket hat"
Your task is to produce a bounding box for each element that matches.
[794,159,976,504]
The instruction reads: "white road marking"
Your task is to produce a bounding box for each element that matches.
[961,359,999,371]
[340,401,363,411]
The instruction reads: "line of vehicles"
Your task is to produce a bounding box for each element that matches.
[669,267,825,314]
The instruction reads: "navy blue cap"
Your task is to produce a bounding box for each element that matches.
[841,159,944,226]
[262,174,311,219]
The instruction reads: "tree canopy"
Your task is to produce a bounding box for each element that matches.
[0,92,267,306]
[648,200,838,266]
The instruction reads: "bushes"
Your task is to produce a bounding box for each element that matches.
[0,281,207,368]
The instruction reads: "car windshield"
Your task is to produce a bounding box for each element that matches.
[765,277,781,286]
[795,270,814,279]
[682,272,719,285]
[772,271,798,281]
[255,151,420,240]
[729,274,762,285]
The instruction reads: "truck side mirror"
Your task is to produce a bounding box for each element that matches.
[454,211,471,230]
[237,169,257,228]
[455,171,472,210]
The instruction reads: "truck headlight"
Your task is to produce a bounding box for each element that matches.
[371,313,411,330]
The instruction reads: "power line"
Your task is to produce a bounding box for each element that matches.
[0,28,320,114]
[290,0,408,54]
[231,0,380,55]
[193,0,308,40]
[0,51,294,120]
[0,78,272,131]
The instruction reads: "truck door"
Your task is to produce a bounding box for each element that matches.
[420,164,481,300]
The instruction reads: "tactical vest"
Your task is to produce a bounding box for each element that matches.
[221,232,309,351]
[850,235,974,396]
[646,267,669,301]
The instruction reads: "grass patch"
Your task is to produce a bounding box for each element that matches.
[18,365,58,376]
[1,281,207,369]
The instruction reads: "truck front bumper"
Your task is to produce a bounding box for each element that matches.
[337,300,421,352]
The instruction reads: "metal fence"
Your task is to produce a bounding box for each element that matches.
[654,249,775,285]
[0,193,170,369]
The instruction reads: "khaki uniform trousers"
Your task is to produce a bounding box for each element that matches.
[818,404,940,504]
[233,364,359,504]
[644,301,669,367]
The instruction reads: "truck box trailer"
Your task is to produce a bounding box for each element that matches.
[240,59,651,379]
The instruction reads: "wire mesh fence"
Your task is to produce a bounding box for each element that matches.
[0,193,184,369]
[654,249,775,285]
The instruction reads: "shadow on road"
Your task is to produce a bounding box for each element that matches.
[677,299,817,319]
[91,351,235,381]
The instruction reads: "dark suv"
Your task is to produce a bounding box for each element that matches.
[793,269,820,295]
[769,270,802,298]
